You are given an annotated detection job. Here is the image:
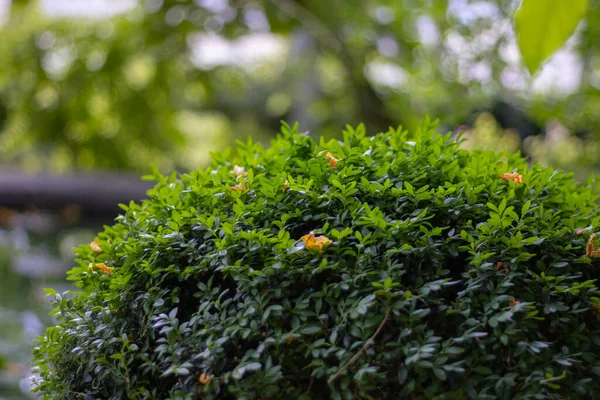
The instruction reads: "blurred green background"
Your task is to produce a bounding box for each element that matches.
[0,0,599,397]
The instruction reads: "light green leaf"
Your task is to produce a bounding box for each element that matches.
[515,0,588,74]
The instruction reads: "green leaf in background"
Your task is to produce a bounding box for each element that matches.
[515,0,588,75]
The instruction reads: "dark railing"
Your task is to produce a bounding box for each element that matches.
[0,171,153,215]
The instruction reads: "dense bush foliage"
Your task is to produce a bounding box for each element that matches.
[33,121,600,399]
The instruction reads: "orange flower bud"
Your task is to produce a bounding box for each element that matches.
[90,240,102,253]
[494,262,509,274]
[198,372,211,385]
[499,172,522,184]
[317,151,339,168]
[586,233,600,258]
[231,184,247,192]
[88,262,114,275]
[300,231,332,253]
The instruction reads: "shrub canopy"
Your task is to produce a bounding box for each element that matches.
[33,121,600,399]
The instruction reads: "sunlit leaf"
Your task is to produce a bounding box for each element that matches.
[515,0,588,74]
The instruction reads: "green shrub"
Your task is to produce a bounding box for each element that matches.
[33,120,600,399]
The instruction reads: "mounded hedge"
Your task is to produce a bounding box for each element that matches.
[33,121,600,399]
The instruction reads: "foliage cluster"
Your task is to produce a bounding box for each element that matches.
[7,0,600,175]
[33,121,600,399]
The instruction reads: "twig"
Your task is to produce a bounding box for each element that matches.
[328,305,391,384]
[266,0,342,52]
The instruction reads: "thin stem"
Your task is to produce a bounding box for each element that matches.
[328,305,391,384]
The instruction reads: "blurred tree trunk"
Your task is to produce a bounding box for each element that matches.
[289,29,319,132]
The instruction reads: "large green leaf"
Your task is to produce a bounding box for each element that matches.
[515,0,588,75]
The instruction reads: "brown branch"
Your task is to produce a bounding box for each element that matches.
[328,305,391,384]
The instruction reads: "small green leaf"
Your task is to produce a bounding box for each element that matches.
[473,366,493,375]
[244,362,262,372]
[446,347,464,355]
[300,325,322,335]
[521,200,531,216]
[433,368,447,381]
[551,261,569,268]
